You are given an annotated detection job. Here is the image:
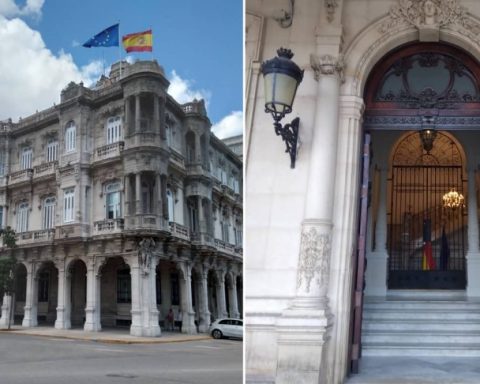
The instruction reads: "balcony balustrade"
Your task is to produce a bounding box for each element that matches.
[34,161,57,179]
[124,214,169,231]
[94,141,124,163]
[9,169,33,185]
[169,222,190,241]
[94,218,124,234]
[33,229,55,242]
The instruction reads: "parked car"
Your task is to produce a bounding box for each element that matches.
[208,318,243,339]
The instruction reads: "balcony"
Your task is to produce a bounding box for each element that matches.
[94,141,124,163]
[191,232,215,247]
[33,229,55,242]
[34,161,57,179]
[94,218,124,234]
[124,131,161,148]
[169,222,190,241]
[124,214,169,232]
[170,149,185,169]
[9,169,33,186]
[214,239,242,257]
[186,163,210,178]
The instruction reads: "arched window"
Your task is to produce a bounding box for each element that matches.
[65,121,76,152]
[16,202,29,233]
[106,116,122,144]
[63,188,75,223]
[105,182,122,219]
[43,196,56,229]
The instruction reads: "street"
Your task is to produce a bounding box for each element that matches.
[0,333,242,384]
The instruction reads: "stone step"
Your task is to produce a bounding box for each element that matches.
[362,342,480,357]
[362,330,480,344]
[363,300,480,310]
[363,309,480,321]
[362,319,480,332]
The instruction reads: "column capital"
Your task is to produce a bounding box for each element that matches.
[310,54,344,82]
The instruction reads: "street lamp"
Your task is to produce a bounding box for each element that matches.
[261,47,304,168]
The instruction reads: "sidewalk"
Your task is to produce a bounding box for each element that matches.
[0,325,212,344]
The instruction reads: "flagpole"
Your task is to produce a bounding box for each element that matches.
[118,20,122,78]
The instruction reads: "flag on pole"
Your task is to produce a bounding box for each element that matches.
[122,30,153,52]
[83,24,119,47]
[439,226,450,271]
[422,218,436,270]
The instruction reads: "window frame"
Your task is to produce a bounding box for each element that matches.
[65,121,76,153]
[63,188,75,223]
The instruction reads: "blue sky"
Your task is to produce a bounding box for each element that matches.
[0,0,243,138]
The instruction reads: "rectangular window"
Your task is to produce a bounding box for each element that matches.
[63,188,75,223]
[43,198,55,229]
[107,116,122,144]
[235,228,243,246]
[21,147,32,169]
[65,123,76,152]
[46,139,58,162]
[189,205,197,233]
[156,273,162,305]
[0,206,3,230]
[16,203,29,233]
[0,151,5,176]
[222,221,229,242]
[117,269,131,303]
[85,186,91,223]
[106,191,121,219]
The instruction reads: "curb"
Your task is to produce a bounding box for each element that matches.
[0,329,212,344]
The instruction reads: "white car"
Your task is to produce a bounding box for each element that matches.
[208,318,243,339]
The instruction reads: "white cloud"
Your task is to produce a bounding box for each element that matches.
[167,70,211,107]
[212,111,243,139]
[0,0,44,18]
[0,15,103,121]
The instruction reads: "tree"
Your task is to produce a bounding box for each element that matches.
[0,226,17,329]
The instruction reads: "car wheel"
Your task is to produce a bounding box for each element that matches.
[212,329,223,339]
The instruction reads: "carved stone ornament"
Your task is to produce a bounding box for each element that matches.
[379,0,467,33]
[296,227,331,293]
[138,237,155,274]
[325,0,338,22]
[310,54,344,82]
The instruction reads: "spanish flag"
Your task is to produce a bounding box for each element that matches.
[122,30,152,52]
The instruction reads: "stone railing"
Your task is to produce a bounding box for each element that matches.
[94,218,124,233]
[192,232,214,247]
[9,169,33,185]
[34,161,57,178]
[214,238,242,256]
[33,229,55,241]
[94,141,124,162]
[169,222,190,240]
[170,149,185,168]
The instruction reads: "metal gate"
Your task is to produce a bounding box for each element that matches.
[388,165,467,289]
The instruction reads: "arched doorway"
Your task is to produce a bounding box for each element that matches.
[387,131,467,289]
[36,261,58,325]
[69,259,87,327]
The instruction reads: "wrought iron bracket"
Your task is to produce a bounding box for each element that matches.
[273,117,299,168]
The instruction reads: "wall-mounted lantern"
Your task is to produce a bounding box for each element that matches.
[261,48,304,168]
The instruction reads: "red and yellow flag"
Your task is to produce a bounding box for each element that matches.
[122,30,152,52]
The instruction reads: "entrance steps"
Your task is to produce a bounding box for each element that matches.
[362,291,480,357]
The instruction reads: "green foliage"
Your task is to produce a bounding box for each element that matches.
[0,226,16,294]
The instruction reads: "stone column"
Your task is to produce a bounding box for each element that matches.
[84,257,103,332]
[195,134,202,163]
[129,258,143,336]
[365,167,388,297]
[0,293,12,328]
[275,55,343,384]
[159,97,166,139]
[125,174,131,216]
[198,197,205,234]
[215,269,228,318]
[156,173,162,218]
[135,173,142,215]
[124,97,131,135]
[135,94,141,133]
[197,265,210,332]
[22,261,38,327]
[467,168,480,297]
[227,271,240,319]
[161,175,169,222]
[153,95,159,135]
[177,260,197,334]
[55,258,71,329]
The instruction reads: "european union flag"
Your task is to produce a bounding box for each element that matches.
[83,24,119,48]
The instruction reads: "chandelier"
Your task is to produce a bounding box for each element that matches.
[442,189,465,209]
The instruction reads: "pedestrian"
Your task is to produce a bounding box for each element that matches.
[166,308,174,331]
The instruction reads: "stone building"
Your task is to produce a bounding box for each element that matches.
[0,60,243,337]
[247,0,480,383]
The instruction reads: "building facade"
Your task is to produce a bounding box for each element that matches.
[0,60,243,337]
[246,0,480,383]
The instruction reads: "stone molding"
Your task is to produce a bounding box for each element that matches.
[310,54,344,82]
[325,0,339,23]
[296,226,331,293]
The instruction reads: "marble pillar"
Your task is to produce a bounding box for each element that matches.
[197,266,211,332]
[84,257,103,332]
[178,261,197,334]
[22,261,38,327]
